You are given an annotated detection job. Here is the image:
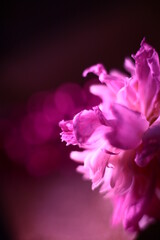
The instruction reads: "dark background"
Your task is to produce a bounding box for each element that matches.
[1,1,160,239]
[2,1,160,109]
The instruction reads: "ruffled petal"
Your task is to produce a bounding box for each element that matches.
[135,123,160,167]
[71,148,110,189]
[83,63,125,94]
[60,108,110,149]
[123,173,156,231]
[73,109,108,148]
[73,110,100,144]
[106,104,149,149]
[59,120,77,145]
[134,39,160,120]
[89,84,115,113]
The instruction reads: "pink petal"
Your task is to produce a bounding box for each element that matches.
[86,148,109,190]
[134,39,160,120]
[123,173,156,232]
[82,63,108,82]
[70,150,89,163]
[73,109,109,148]
[106,104,149,149]
[83,63,125,94]
[135,123,160,167]
[59,120,77,146]
[124,58,135,75]
[73,109,101,144]
[73,148,111,190]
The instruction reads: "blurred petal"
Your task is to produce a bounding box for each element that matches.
[135,123,160,167]
[134,39,160,120]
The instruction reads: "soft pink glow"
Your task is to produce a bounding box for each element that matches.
[1,81,99,176]
[60,39,160,233]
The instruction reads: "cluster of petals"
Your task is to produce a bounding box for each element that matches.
[59,39,160,232]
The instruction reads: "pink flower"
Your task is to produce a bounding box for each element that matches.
[59,39,160,233]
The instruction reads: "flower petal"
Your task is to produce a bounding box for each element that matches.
[73,109,101,143]
[82,63,108,82]
[83,63,125,94]
[134,39,160,120]
[73,109,109,148]
[106,104,149,149]
[123,173,156,231]
[135,123,160,167]
[59,120,77,145]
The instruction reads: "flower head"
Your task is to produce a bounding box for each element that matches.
[59,39,160,233]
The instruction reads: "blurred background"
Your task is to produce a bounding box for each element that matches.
[1,1,160,239]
